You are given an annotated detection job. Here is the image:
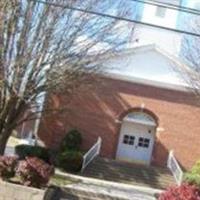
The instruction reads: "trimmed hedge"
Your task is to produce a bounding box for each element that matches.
[60,129,82,151]
[56,150,83,172]
[15,145,51,164]
[56,129,83,172]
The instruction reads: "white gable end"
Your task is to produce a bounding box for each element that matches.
[103,45,187,89]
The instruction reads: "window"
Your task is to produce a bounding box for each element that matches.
[155,6,166,18]
[123,135,135,145]
[125,112,156,127]
[138,137,150,148]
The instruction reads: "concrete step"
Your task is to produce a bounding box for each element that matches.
[84,170,173,183]
[83,170,174,184]
[90,158,171,175]
[61,187,131,200]
[84,160,173,178]
[84,165,173,179]
[81,157,175,190]
[82,175,171,190]
[61,193,101,200]
[83,170,174,189]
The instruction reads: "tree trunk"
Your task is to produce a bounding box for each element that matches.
[0,130,11,155]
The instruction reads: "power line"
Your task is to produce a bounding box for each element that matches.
[31,0,200,38]
[131,0,200,16]
[147,0,200,13]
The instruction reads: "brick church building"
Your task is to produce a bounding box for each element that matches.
[37,45,200,170]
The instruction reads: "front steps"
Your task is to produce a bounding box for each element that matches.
[81,157,175,190]
[61,187,130,200]
[60,183,157,200]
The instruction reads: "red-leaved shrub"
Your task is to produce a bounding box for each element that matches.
[159,183,200,200]
[17,157,54,188]
[0,156,18,180]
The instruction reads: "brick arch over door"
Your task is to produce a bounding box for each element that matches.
[114,107,159,164]
[118,107,159,126]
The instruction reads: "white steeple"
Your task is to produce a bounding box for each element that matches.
[128,0,182,56]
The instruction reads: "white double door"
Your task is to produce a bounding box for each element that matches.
[116,121,155,165]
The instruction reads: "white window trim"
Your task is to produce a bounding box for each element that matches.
[124,117,156,127]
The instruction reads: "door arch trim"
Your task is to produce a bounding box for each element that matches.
[118,107,159,126]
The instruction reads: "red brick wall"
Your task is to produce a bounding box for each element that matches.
[38,77,200,169]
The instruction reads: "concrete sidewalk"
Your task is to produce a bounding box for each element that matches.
[56,169,162,200]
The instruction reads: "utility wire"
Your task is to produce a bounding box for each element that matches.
[31,0,200,38]
[146,0,200,13]
[130,0,200,16]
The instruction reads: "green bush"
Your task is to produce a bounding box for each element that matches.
[60,129,82,151]
[57,150,83,172]
[184,160,200,187]
[15,145,51,164]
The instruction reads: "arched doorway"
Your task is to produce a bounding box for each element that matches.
[116,111,157,165]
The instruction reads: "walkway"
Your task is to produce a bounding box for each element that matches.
[56,169,160,200]
[81,157,175,190]
[61,182,158,200]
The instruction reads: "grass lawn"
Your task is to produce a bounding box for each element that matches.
[7,136,22,147]
[49,174,74,187]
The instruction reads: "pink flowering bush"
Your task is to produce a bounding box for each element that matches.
[159,183,200,200]
[0,156,18,180]
[17,157,54,188]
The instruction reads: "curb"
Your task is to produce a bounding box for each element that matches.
[55,169,163,195]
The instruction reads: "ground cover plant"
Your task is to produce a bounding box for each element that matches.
[0,155,54,189]
[159,160,200,200]
[159,183,200,200]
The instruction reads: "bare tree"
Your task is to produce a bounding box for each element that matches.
[0,0,135,154]
[178,16,200,100]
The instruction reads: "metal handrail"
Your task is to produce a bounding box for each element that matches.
[81,137,102,173]
[167,150,183,185]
